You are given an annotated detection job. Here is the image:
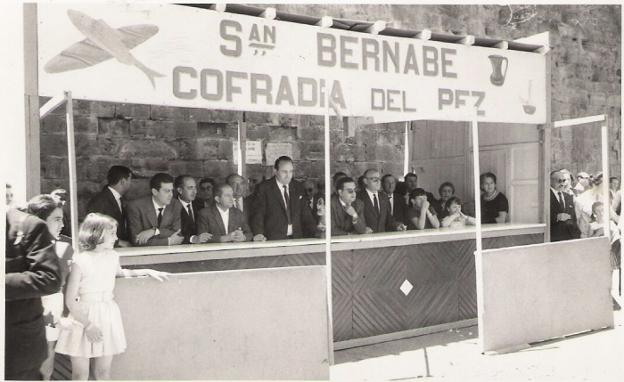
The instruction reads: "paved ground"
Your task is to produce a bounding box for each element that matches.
[332,288,624,381]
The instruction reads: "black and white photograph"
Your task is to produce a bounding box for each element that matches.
[2,1,623,380]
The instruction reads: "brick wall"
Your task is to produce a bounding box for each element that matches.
[39,4,620,217]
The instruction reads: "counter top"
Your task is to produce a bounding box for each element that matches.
[118,223,545,265]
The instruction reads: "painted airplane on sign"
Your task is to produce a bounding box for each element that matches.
[45,10,164,88]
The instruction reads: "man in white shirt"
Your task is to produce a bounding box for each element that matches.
[174,175,212,244]
[197,184,252,242]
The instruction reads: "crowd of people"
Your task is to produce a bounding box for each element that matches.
[549,169,621,272]
[63,156,510,247]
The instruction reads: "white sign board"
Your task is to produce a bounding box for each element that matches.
[232,140,262,164]
[38,4,547,123]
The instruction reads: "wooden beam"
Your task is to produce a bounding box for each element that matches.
[316,16,333,28]
[64,91,80,252]
[415,29,432,40]
[553,114,606,128]
[260,7,276,20]
[209,3,227,12]
[459,35,475,46]
[365,20,386,35]
[24,3,41,199]
[39,93,66,119]
[494,41,509,50]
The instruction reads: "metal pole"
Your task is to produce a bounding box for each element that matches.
[404,121,410,176]
[601,118,610,239]
[65,91,80,252]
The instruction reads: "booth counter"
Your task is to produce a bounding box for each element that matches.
[119,223,545,347]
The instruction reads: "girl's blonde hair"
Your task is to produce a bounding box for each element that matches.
[78,213,118,251]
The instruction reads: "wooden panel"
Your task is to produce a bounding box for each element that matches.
[477,123,539,147]
[124,252,325,273]
[332,250,353,342]
[352,247,407,337]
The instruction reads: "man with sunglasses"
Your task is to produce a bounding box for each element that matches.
[331,177,370,235]
[357,169,407,233]
[550,170,580,242]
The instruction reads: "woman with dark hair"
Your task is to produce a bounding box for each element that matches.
[441,196,476,228]
[480,172,509,224]
[27,194,74,380]
[434,181,455,218]
[406,188,440,230]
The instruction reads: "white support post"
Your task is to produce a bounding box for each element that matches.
[471,110,485,352]
[260,7,276,20]
[64,91,80,252]
[553,115,605,128]
[601,120,610,239]
[404,121,410,176]
[324,85,334,367]
[459,35,475,46]
[236,120,243,176]
[494,41,509,50]
[365,20,386,35]
[209,4,226,12]
[39,93,66,119]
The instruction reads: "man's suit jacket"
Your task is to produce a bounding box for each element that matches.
[387,192,408,226]
[173,198,200,244]
[301,194,322,238]
[331,195,367,235]
[5,209,61,378]
[357,190,399,233]
[86,186,128,241]
[550,189,581,242]
[197,205,252,242]
[127,196,182,246]
[251,177,304,240]
[231,195,254,226]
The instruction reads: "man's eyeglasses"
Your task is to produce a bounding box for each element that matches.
[556,178,567,183]
[366,177,380,182]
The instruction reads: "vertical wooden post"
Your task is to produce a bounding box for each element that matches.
[403,121,410,176]
[24,3,41,199]
[471,111,485,352]
[601,117,610,238]
[65,92,80,252]
[324,96,334,366]
[543,123,552,242]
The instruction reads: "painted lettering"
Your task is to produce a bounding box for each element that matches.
[317,33,336,67]
[172,66,197,99]
[220,20,242,57]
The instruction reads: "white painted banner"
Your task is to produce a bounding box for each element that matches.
[38,4,547,123]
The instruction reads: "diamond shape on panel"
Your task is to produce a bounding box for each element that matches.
[400,279,413,296]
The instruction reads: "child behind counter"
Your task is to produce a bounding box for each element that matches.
[441,196,476,228]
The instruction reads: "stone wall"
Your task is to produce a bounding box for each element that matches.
[38,4,620,217]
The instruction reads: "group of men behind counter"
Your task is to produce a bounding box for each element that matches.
[87,155,507,247]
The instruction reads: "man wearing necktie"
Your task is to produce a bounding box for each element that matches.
[550,170,580,241]
[226,173,254,225]
[86,165,133,247]
[127,173,184,246]
[174,175,212,244]
[251,156,305,241]
[357,169,407,233]
[301,179,322,238]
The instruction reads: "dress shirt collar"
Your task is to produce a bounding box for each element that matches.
[276,178,289,192]
[178,197,193,210]
[108,186,122,201]
[365,188,378,203]
[152,197,166,214]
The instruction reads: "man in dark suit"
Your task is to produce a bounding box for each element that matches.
[195,177,215,210]
[6,207,61,380]
[251,156,305,241]
[301,179,323,238]
[173,175,212,244]
[331,177,369,236]
[357,169,407,233]
[550,170,581,242]
[226,173,254,225]
[197,183,252,242]
[86,165,133,246]
[127,173,184,246]
[382,174,407,225]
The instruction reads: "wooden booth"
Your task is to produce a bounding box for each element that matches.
[18,2,557,379]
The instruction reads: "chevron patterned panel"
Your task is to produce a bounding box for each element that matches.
[332,250,354,341]
[352,247,408,337]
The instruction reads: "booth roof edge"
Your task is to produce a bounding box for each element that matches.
[181,3,546,54]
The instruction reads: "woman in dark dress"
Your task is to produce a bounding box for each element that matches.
[434,181,455,218]
[480,172,509,224]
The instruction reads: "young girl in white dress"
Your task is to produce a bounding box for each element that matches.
[55,213,168,380]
